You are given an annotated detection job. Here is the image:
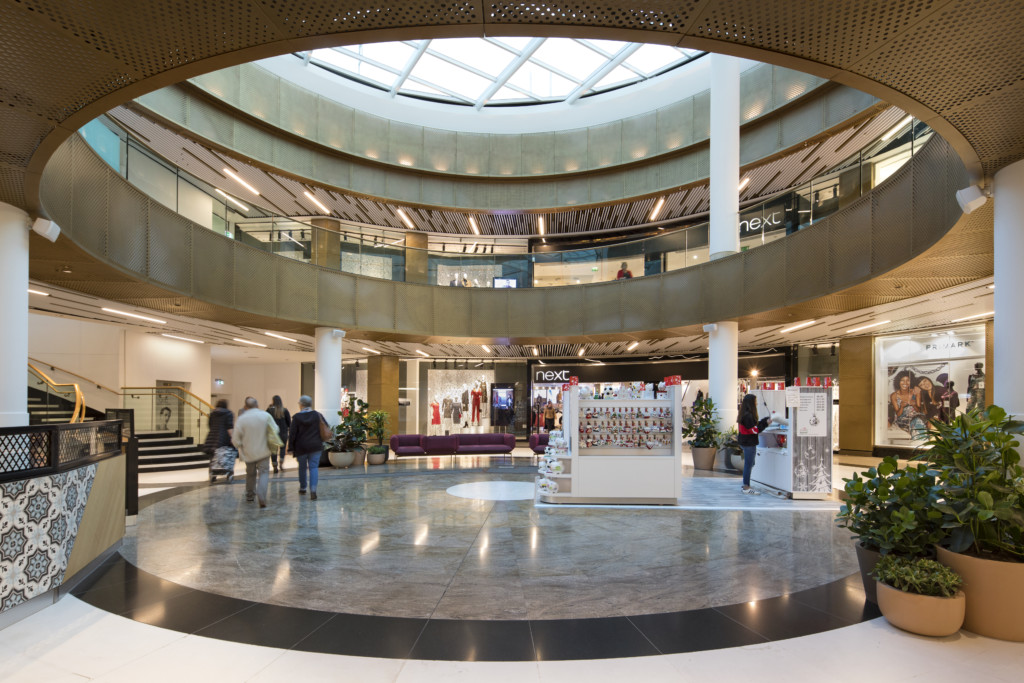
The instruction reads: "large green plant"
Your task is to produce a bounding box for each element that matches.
[681,396,720,448]
[365,410,390,446]
[836,456,945,557]
[872,555,963,598]
[331,395,368,452]
[915,405,1024,561]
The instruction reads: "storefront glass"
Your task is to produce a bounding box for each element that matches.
[874,325,985,448]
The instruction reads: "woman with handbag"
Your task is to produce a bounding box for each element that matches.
[287,395,330,500]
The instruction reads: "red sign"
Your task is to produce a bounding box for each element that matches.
[824,377,833,387]
[562,383,571,391]
[569,376,579,386]
[793,377,801,386]
[664,375,682,386]
[810,376,822,387]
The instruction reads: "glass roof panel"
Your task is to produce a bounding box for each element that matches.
[303,38,705,107]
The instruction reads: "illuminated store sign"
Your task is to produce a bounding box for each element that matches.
[739,202,787,235]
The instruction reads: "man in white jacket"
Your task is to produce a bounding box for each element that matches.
[232,396,280,508]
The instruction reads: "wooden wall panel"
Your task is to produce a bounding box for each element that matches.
[839,336,874,454]
[65,455,125,581]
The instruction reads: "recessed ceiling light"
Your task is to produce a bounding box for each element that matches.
[577,347,585,357]
[881,115,913,141]
[415,349,429,357]
[27,289,49,296]
[265,332,297,342]
[531,347,539,356]
[397,208,416,230]
[162,333,204,344]
[626,341,640,351]
[102,307,166,324]
[233,338,268,347]
[538,216,545,235]
[362,346,381,354]
[779,320,816,334]
[223,168,260,195]
[482,345,490,353]
[950,311,993,323]
[649,197,666,221]
[846,320,891,334]
[214,188,250,212]
[987,284,995,289]
[303,190,330,214]
[469,216,480,235]
[738,177,751,191]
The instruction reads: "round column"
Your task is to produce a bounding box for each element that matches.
[993,158,1024,415]
[709,321,740,429]
[0,202,30,427]
[314,327,344,427]
[709,53,741,260]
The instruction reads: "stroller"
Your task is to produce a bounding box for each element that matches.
[209,445,238,484]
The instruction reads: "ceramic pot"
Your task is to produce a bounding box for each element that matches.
[691,446,717,470]
[366,448,388,465]
[855,543,882,603]
[937,546,1024,641]
[875,581,965,637]
[352,445,367,466]
[328,450,355,468]
[718,447,742,472]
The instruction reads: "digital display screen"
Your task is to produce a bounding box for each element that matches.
[493,278,517,288]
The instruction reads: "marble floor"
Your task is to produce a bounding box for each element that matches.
[6,454,1022,678]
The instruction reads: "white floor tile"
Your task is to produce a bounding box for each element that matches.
[250,651,405,683]
[398,658,540,683]
[93,633,284,682]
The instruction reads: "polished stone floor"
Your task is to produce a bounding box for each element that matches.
[121,465,858,621]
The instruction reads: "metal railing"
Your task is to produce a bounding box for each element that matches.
[80,112,932,289]
[27,363,85,424]
[0,420,123,482]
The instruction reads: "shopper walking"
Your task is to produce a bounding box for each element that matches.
[287,395,328,501]
[736,394,770,495]
[267,395,291,473]
[233,396,281,508]
[543,401,556,432]
[204,399,234,455]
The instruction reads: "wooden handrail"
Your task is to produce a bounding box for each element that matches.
[28,363,85,423]
[120,388,212,416]
[28,357,122,396]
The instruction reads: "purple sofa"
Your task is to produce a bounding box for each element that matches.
[528,433,548,455]
[389,433,515,456]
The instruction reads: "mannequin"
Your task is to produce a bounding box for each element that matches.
[471,385,482,424]
[430,398,441,435]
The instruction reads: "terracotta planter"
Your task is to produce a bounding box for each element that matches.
[937,546,1024,641]
[855,543,882,604]
[328,450,355,468]
[366,448,388,465]
[691,446,717,470]
[352,445,366,466]
[876,581,965,637]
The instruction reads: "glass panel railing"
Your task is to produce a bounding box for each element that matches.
[121,387,210,445]
[82,112,926,290]
[28,358,122,416]
[27,364,84,425]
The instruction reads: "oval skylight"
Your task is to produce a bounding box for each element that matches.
[302,38,705,108]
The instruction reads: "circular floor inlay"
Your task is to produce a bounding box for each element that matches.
[446,480,536,501]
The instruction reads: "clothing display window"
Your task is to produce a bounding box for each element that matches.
[874,325,984,448]
[426,369,493,434]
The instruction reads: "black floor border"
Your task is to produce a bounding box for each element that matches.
[73,554,878,662]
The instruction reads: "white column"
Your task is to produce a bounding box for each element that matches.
[0,202,30,427]
[708,322,739,428]
[707,54,742,431]
[709,53,741,260]
[993,159,1024,415]
[314,327,344,427]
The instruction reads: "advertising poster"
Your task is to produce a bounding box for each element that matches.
[886,362,950,442]
[796,391,827,437]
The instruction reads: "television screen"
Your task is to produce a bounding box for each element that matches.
[493,278,517,288]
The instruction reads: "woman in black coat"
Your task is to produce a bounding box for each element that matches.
[736,393,770,495]
[267,395,291,473]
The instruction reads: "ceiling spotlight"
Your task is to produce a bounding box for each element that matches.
[303,190,330,214]
[102,308,166,324]
[531,347,539,356]
[779,320,816,334]
[750,369,759,377]
[233,338,268,347]
[482,345,490,353]
[987,284,995,290]
[162,333,204,344]
[577,347,585,357]
[738,177,751,192]
[265,332,297,342]
[626,341,640,351]
[538,216,545,235]
[222,168,260,195]
[649,197,666,221]
[469,216,480,235]
[415,349,429,357]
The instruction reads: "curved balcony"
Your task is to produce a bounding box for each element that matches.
[77,113,931,289]
[38,128,968,341]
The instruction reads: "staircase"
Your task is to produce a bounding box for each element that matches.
[137,431,210,473]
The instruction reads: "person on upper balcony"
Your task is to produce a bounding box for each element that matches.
[616,262,633,279]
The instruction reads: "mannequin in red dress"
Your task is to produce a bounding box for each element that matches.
[430,400,441,435]
[471,387,482,424]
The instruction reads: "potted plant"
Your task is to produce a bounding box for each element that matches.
[716,427,743,472]
[682,396,720,470]
[915,405,1024,641]
[328,396,368,468]
[365,409,390,465]
[872,555,965,637]
[835,456,945,602]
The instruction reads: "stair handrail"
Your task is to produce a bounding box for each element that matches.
[28,357,122,396]
[27,363,85,423]
[120,387,213,416]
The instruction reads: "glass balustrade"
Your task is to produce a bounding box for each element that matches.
[80,113,931,290]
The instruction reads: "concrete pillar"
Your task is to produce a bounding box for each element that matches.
[707,54,742,430]
[310,217,341,269]
[0,202,30,427]
[314,328,344,427]
[405,232,429,284]
[993,158,1024,414]
[367,355,400,442]
[709,53,741,260]
[708,322,739,429]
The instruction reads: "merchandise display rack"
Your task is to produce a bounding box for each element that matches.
[537,384,682,505]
